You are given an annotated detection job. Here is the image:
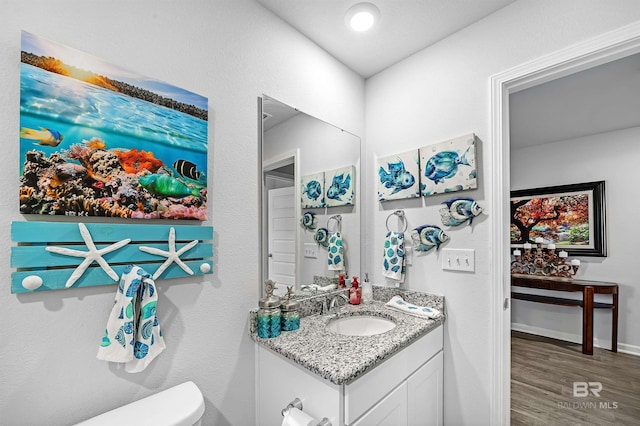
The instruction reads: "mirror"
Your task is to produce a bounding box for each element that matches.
[260,95,361,297]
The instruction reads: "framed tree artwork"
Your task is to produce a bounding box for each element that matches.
[510,181,606,257]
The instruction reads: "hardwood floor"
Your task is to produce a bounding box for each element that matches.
[511,331,640,425]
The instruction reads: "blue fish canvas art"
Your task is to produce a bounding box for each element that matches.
[420,134,477,197]
[301,172,325,208]
[19,32,208,220]
[324,166,355,207]
[377,150,420,201]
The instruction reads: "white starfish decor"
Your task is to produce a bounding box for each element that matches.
[46,223,132,288]
[139,227,199,280]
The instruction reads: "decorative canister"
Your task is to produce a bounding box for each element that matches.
[257,280,281,338]
[280,286,300,332]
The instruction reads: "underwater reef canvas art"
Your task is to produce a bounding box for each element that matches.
[19,32,208,220]
[324,166,355,207]
[377,150,420,201]
[301,172,325,208]
[419,133,477,197]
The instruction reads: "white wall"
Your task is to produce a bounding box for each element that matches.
[0,1,364,425]
[511,127,640,354]
[364,1,640,424]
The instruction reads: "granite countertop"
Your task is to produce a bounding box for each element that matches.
[251,289,445,385]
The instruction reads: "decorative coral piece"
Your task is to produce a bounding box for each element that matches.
[115,149,165,174]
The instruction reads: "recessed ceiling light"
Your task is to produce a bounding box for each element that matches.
[345,2,380,32]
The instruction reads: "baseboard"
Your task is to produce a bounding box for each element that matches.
[510,322,640,357]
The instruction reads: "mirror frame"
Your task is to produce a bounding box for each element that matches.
[258,95,362,296]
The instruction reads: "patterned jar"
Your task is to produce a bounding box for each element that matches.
[257,281,281,338]
[280,298,300,332]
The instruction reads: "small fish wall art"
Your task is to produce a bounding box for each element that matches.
[301,172,325,208]
[314,227,329,247]
[410,225,449,252]
[324,166,355,207]
[19,32,208,220]
[377,150,420,201]
[420,133,477,197]
[301,211,317,230]
[440,197,484,227]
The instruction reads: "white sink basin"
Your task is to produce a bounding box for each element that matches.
[327,315,396,336]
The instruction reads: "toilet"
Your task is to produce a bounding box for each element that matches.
[76,381,205,426]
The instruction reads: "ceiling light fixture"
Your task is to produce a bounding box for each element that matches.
[345,2,380,32]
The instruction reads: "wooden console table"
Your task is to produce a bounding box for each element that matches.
[511,274,618,355]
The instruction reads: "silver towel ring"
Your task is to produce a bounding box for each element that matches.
[327,215,342,233]
[386,210,408,233]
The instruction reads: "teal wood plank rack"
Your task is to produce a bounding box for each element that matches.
[11,221,214,294]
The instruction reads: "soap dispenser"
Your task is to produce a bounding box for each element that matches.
[338,273,346,289]
[257,280,281,338]
[280,286,300,331]
[362,273,373,304]
[349,276,361,305]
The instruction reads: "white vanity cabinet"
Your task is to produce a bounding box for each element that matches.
[256,324,443,426]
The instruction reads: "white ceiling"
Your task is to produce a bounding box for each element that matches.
[255,0,515,78]
[256,1,640,147]
[510,53,640,149]
[262,96,300,131]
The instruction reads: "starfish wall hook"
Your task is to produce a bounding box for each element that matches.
[45,223,131,288]
[139,227,199,280]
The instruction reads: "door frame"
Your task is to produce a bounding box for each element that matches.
[489,21,640,424]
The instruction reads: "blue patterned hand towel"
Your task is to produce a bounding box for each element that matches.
[382,231,405,282]
[97,265,166,373]
[385,295,441,319]
[327,232,345,271]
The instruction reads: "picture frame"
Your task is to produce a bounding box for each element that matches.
[510,181,606,257]
[19,31,208,220]
[300,172,325,208]
[419,133,477,197]
[376,149,420,201]
[324,165,355,207]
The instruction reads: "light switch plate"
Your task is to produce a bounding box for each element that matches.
[442,248,475,272]
[303,243,318,258]
[405,245,413,266]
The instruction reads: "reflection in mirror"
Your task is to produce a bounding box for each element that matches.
[260,95,361,297]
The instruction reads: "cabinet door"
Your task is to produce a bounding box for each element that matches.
[352,382,407,426]
[257,346,341,425]
[345,325,443,423]
[407,351,443,426]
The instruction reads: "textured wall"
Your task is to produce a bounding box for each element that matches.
[364,1,640,424]
[0,1,363,424]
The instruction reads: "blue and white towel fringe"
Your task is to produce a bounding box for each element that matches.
[97,265,166,373]
[385,295,441,319]
[327,232,345,271]
[382,231,405,282]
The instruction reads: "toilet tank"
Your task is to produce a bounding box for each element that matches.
[76,381,205,426]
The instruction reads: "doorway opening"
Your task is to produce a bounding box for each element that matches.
[265,163,295,296]
[262,152,300,297]
[490,22,640,424]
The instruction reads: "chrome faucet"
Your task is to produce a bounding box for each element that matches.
[328,293,349,314]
